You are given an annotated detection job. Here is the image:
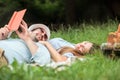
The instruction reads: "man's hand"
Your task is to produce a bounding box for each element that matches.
[16,20,31,41]
[16,20,39,55]
[0,25,10,40]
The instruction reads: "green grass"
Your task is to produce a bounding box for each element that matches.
[51,21,118,44]
[0,20,120,80]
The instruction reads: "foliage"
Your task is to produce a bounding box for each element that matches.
[0,21,120,80]
[0,0,23,26]
[51,20,118,44]
[0,0,65,26]
[0,0,119,26]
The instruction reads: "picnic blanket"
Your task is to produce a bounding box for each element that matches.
[32,57,85,71]
[7,57,85,71]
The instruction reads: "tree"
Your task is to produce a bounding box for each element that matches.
[65,0,76,25]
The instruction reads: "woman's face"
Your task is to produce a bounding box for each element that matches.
[75,41,93,53]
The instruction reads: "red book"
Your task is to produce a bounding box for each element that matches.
[7,9,26,37]
[7,9,26,31]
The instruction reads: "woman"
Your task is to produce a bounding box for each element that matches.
[39,38,99,62]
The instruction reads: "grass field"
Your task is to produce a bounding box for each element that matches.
[0,20,120,80]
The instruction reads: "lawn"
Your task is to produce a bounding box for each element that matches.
[0,20,120,80]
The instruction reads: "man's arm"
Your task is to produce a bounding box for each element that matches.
[0,25,9,40]
[16,20,38,55]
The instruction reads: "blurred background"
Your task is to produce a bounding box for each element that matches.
[0,0,120,28]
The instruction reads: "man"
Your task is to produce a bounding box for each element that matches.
[0,20,51,67]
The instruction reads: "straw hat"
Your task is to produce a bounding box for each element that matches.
[28,24,50,40]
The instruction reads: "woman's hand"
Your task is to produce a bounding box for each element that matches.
[0,25,10,40]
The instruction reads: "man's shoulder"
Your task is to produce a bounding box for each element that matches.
[48,37,64,42]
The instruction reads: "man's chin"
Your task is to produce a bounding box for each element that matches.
[32,37,38,42]
[34,38,39,42]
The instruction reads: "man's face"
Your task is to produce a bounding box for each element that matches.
[30,28,47,42]
[75,41,93,53]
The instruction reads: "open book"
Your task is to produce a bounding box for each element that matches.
[7,9,27,38]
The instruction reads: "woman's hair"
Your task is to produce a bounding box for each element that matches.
[58,43,100,56]
[89,43,100,54]
[58,46,84,56]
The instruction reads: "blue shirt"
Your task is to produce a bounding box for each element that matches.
[48,38,75,58]
[0,38,51,65]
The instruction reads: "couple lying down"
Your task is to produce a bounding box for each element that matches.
[0,21,99,68]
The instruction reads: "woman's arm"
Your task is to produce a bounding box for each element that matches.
[39,41,67,62]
